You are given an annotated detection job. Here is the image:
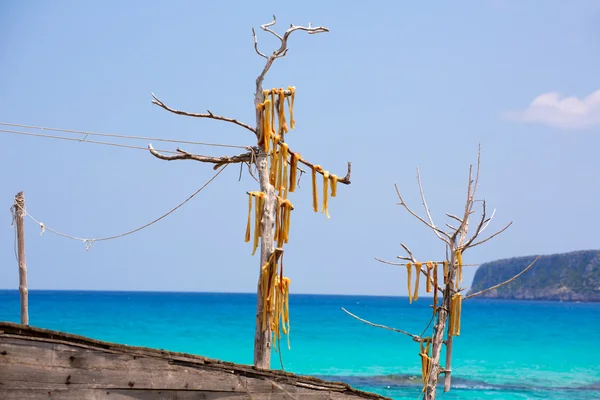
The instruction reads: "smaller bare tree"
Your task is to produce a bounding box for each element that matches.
[343,147,538,400]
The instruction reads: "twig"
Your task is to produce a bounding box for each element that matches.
[260,15,284,42]
[375,257,405,266]
[465,256,540,299]
[479,208,496,234]
[251,27,268,59]
[342,308,421,341]
[446,214,463,224]
[462,200,487,249]
[400,243,416,262]
[454,164,473,243]
[468,221,513,249]
[151,93,257,134]
[416,168,447,243]
[148,144,254,169]
[395,185,451,244]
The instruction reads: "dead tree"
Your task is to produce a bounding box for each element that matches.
[343,148,537,400]
[148,17,351,370]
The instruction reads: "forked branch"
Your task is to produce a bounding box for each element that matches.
[395,184,451,244]
[417,168,447,243]
[254,16,329,92]
[468,221,513,249]
[151,93,257,134]
[465,256,540,299]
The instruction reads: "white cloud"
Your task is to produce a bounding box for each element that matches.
[505,89,600,130]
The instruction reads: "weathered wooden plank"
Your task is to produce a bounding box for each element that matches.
[0,322,389,400]
[0,337,346,392]
[1,362,273,392]
[0,388,361,400]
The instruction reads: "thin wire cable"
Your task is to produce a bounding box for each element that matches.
[13,165,228,250]
[0,122,248,149]
[0,128,179,154]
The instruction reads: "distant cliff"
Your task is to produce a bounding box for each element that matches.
[468,250,600,302]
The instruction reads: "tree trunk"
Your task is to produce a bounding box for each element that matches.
[253,152,276,369]
[252,77,276,369]
[424,252,457,399]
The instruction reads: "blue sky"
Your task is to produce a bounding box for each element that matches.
[1,0,599,295]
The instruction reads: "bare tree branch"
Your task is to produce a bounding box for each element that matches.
[468,221,513,249]
[395,185,451,244]
[251,27,268,59]
[375,257,405,266]
[472,144,481,199]
[151,93,257,134]
[254,16,329,95]
[446,213,463,224]
[417,168,448,242]
[458,145,482,246]
[288,147,351,185]
[465,256,540,300]
[342,308,421,341]
[479,208,497,234]
[462,200,487,249]
[260,15,284,42]
[454,164,473,243]
[400,243,416,262]
[148,144,255,169]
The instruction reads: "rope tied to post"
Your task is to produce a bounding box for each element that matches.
[11,165,227,251]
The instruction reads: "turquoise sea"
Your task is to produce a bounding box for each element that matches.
[0,290,598,399]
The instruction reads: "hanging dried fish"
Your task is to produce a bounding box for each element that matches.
[414,262,422,301]
[280,199,293,243]
[245,192,265,255]
[311,165,322,212]
[322,171,330,219]
[263,98,273,153]
[245,192,253,243]
[425,261,434,293]
[270,135,281,185]
[272,274,292,351]
[287,86,296,129]
[419,339,432,387]
[330,174,338,197]
[289,152,301,192]
[280,143,290,198]
[252,192,265,256]
[452,293,462,336]
[260,251,279,332]
[274,196,282,244]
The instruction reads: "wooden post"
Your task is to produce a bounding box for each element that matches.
[14,191,29,326]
